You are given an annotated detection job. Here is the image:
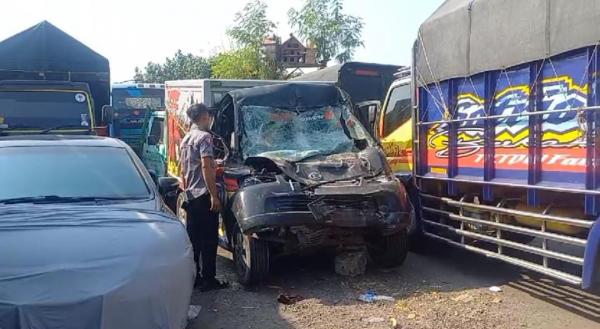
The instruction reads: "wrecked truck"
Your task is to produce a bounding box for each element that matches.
[212,83,411,284]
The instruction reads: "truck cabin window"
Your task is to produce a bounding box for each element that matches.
[112,89,164,111]
[241,104,375,162]
[148,117,164,145]
[0,91,91,130]
[382,84,411,137]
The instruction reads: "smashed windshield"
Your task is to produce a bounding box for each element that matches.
[241,105,374,162]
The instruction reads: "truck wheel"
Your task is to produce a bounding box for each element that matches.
[233,224,270,286]
[369,229,409,268]
[176,192,187,226]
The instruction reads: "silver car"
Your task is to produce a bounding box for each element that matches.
[0,135,194,329]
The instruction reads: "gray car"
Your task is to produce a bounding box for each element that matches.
[0,135,194,329]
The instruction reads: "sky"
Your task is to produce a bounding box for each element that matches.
[0,0,443,82]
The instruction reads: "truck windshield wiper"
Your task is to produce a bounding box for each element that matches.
[40,125,89,134]
[0,195,145,205]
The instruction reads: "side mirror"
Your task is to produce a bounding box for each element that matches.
[102,105,114,123]
[355,100,381,137]
[158,177,179,195]
[147,135,159,146]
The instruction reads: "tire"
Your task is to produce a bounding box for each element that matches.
[232,224,270,286]
[369,229,409,268]
[176,192,187,226]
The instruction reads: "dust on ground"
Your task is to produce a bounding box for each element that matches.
[188,240,600,329]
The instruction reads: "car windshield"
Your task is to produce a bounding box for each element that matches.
[0,91,91,130]
[0,146,151,202]
[241,104,375,162]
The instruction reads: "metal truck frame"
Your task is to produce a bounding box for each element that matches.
[411,0,600,290]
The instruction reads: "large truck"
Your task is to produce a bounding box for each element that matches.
[0,21,110,136]
[293,62,402,135]
[401,0,600,290]
[109,82,165,154]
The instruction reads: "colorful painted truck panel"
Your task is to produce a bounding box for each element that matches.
[164,79,282,181]
[412,0,600,290]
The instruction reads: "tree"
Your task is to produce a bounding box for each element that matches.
[211,47,280,80]
[211,0,282,79]
[227,0,277,48]
[134,50,211,82]
[288,0,364,66]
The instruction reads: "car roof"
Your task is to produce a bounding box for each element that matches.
[0,135,127,148]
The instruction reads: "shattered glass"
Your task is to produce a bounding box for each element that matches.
[241,105,374,162]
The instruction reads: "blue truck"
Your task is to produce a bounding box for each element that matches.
[108,82,165,155]
[410,0,600,290]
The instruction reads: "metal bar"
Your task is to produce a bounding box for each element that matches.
[422,232,582,285]
[528,61,543,207]
[422,220,584,265]
[416,174,600,196]
[447,79,458,196]
[416,105,600,126]
[483,71,497,202]
[421,206,587,246]
[421,193,593,228]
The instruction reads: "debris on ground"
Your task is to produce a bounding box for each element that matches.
[358,291,395,303]
[277,294,304,305]
[489,286,502,293]
[361,316,385,323]
[334,250,368,276]
[187,305,202,320]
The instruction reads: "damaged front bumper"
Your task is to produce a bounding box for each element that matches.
[230,178,410,235]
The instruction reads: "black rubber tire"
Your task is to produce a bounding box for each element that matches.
[369,229,409,268]
[233,225,270,286]
[176,192,187,226]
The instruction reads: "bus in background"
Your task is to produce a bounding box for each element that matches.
[292,62,402,135]
[109,82,165,155]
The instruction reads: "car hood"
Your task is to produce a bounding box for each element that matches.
[247,146,388,186]
[0,205,194,329]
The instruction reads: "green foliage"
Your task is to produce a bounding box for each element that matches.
[133,50,211,82]
[227,0,277,48]
[288,0,364,65]
[211,47,281,80]
[212,0,282,80]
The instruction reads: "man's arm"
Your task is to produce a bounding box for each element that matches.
[201,155,221,212]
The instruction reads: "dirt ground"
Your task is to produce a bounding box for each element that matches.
[187,240,600,329]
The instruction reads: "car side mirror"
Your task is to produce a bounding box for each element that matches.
[158,177,179,195]
[147,135,159,146]
[102,105,114,123]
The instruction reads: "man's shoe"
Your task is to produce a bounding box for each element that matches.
[199,278,229,292]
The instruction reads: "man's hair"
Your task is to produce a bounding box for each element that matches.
[186,103,211,122]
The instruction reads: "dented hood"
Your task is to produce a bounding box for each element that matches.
[247,147,388,185]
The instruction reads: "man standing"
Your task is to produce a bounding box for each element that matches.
[180,103,227,291]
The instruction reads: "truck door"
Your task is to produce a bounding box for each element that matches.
[379,82,412,175]
[142,115,166,177]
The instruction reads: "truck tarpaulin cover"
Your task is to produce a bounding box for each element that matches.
[0,21,109,73]
[416,0,600,85]
[0,206,194,329]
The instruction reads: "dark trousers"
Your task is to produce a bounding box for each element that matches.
[186,194,219,280]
